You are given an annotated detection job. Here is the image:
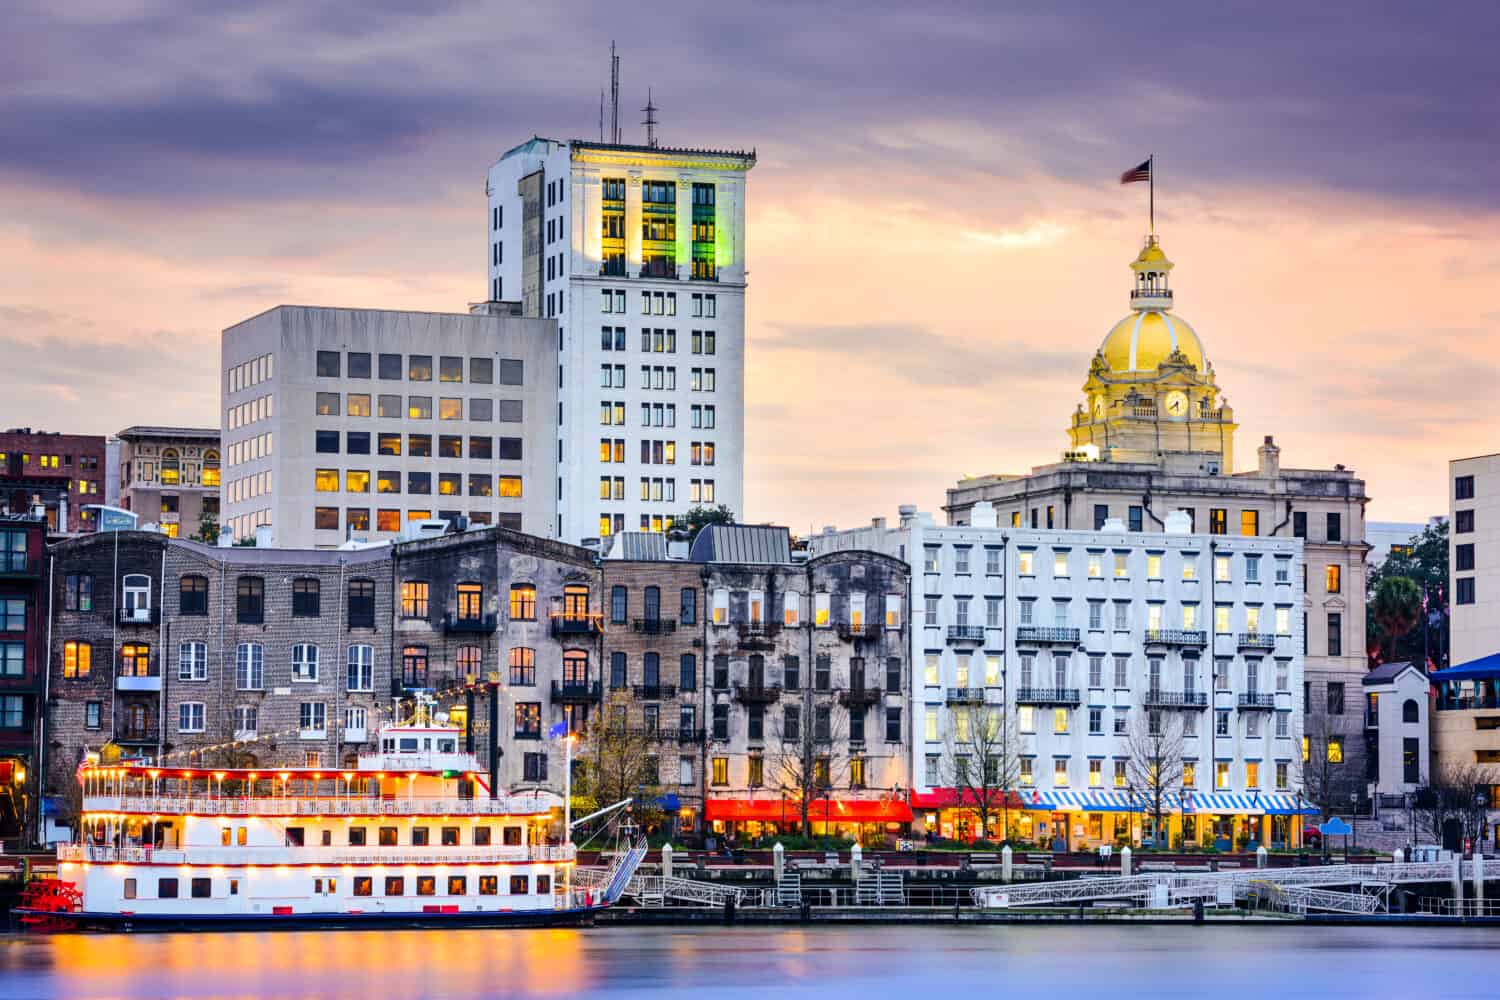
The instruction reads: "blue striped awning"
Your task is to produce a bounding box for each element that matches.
[1023,790,1317,815]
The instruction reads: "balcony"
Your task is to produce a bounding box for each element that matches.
[946,625,987,644]
[443,612,499,634]
[676,727,707,744]
[839,687,883,709]
[1238,693,1276,711]
[119,606,160,626]
[551,680,602,704]
[836,622,880,641]
[115,726,159,744]
[632,618,678,634]
[550,613,602,638]
[945,687,987,706]
[1144,629,1208,648]
[1237,632,1278,651]
[632,683,678,700]
[343,727,368,743]
[1143,689,1208,710]
[116,674,162,693]
[1015,626,1081,646]
[1014,687,1081,707]
[734,684,782,705]
[738,623,778,649]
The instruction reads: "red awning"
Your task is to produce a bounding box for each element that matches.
[705,797,913,824]
[910,788,1028,810]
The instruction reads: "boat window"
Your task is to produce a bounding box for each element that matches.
[537,874,552,894]
[423,738,432,750]
[400,738,419,751]
[438,739,457,753]
[123,878,137,900]
[473,827,492,846]
[441,827,460,846]
[379,827,398,846]
[229,879,239,896]
[384,876,404,896]
[479,876,498,895]
[383,738,395,752]
[220,827,231,846]
[353,877,372,897]
[285,827,305,847]
[448,876,467,895]
[158,877,179,899]
[349,827,367,846]
[237,827,247,846]
[510,875,529,895]
[417,876,436,896]
[412,827,430,846]
[321,830,332,846]
[503,826,522,846]
[191,878,211,898]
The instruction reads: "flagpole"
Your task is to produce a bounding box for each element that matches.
[1149,153,1155,235]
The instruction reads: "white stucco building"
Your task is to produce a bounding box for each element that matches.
[485,138,754,544]
[220,305,557,548]
[811,501,1311,850]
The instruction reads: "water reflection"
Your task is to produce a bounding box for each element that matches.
[1,925,1495,999]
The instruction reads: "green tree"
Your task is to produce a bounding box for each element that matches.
[193,506,220,543]
[673,504,735,542]
[1367,521,1448,667]
[1371,576,1422,663]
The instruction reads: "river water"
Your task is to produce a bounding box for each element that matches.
[0,924,1494,998]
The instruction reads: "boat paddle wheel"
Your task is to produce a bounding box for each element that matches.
[17,879,83,931]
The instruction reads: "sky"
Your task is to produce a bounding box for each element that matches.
[2,1,1497,533]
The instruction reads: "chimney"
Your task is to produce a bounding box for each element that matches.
[1258,435,1281,478]
[897,504,918,528]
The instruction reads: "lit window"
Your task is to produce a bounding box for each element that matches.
[314,469,339,493]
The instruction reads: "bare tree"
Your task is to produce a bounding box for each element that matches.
[1414,762,1496,848]
[1294,704,1361,818]
[574,691,664,834]
[941,703,1024,842]
[1124,709,1186,845]
[769,695,849,834]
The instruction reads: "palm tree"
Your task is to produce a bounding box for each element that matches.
[1371,576,1422,663]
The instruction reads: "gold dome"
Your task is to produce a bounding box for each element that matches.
[1099,310,1207,374]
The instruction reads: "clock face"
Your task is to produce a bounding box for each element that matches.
[1164,390,1188,417]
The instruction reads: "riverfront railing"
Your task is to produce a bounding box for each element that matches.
[79,794,559,817]
[58,843,574,865]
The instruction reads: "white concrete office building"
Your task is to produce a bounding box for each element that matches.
[485,138,754,544]
[220,305,557,548]
[811,502,1310,850]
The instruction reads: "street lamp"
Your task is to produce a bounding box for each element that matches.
[1349,791,1359,860]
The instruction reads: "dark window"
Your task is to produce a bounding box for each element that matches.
[885,657,901,691]
[1327,613,1342,657]
[680,588,697,625]
[470,436,493,460]
[1326,512,1342,542]
[815,654,831,691]
[378,353,402,379]
[1456,475,1475,500]
[348,827,367,846]
[679,654,696,692]
[316,351,341,377]
[1456,577,1475,605]
[783,705,800,741]
[712,703,729,740]
[471,358,494,384]
[379,827,398,846]
[347,431,371,455]
[473,827,491,846]
[783,655,800,690]
[315,430,340,454]
[510,875,529,895]
[498,360,524,385]
[179,575,209,616]
[849,710,864,742]
[1456,509,1474,534]
[1457,544,1475,571]
[609,651,627,688]
[1093,504,1109,530]
[442,826,460,846]
[814,705,832,741]
[643,586,661,622]
[610,586,627,624]
[292,578,321,617]
[1327,682,1345,715]
[1128,506,1144,532]
[1402,699,1420,724]
[748,704,763,741]
[523,752,548,782]
[713,655,729,690]
[1403,737,1421,784]
[498,437,523,460]
[411,827,430,846]
[64,573,94,612]
[236,577,264,624]
[885,707,902,742]
[191,877,211,898]
[497,399,523,422]
[158,878,179,899]
[1293,511,1307,539]
[347,352,371,378]
[643,652,660,688]
[348,579,376,628]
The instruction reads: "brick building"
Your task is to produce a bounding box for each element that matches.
[391,526,602,794]
[0,514,47,846]
[600,532,707,836]
[0,428,107,534]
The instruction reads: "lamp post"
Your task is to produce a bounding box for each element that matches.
[1350,790,1359,859]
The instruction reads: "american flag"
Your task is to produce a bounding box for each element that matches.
[1120,158,1151,185]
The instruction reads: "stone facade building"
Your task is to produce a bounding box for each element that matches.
[391,527,602,794]
[111,426,221,540]
[694,525,912,838]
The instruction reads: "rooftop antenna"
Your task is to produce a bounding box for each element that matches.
[642,89,659,148]
[599,89,605,142]
[609,41,621,144]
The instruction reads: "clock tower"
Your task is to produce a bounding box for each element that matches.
[1067,235,1238,470]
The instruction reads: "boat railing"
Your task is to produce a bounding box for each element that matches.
[79,794,558,817]
[60,843,575,865]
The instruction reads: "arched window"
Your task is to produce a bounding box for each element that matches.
[160,448,180,485]
[1403,698,1420,724]
[236,576,264,624]
[178,574,209,616]
[122,574,152,618]
[202,450,220,487]
[509,647,535,685]
[456,645,483,681]
[347,579,375,628]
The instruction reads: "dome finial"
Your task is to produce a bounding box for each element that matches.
[1129,235,1173,312]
